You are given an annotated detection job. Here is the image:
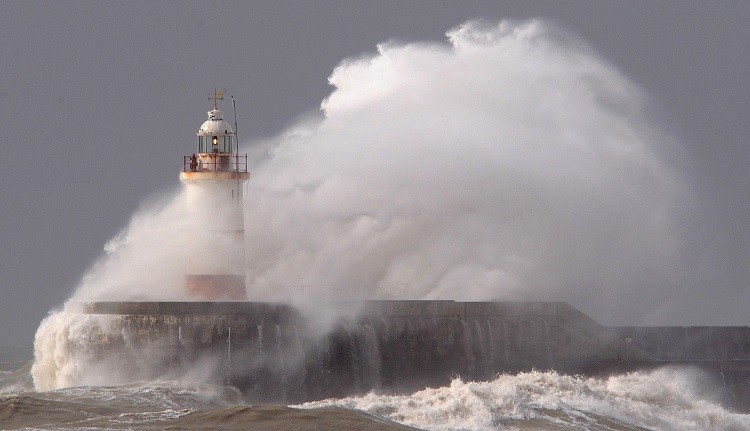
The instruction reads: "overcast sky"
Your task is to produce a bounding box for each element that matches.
[0,1,748,350]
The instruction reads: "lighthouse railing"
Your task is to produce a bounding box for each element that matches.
[183,154,248,173]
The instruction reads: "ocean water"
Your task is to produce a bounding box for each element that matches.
[3,358,749,431]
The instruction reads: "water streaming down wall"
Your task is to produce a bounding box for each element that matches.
[76,300,750,408]
[72,301,610,401]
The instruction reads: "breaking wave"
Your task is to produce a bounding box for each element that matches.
[242,18,691,324]
[13,365,750,430]
[302,369,750,431]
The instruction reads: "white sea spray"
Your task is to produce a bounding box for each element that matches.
[241,19,690,323]
[301,368,750,431]
[33,18,693,393]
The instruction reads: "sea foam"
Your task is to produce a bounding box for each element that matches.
[301,369,750,431]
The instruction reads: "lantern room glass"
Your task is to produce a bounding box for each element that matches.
[197,135,232,154]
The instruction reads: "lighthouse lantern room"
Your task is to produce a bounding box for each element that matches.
[179,90,250,300]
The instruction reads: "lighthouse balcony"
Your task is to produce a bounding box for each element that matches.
[180,153,250,181]
[183,153,248,173]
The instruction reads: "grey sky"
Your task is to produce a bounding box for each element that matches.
[0,1,748,349]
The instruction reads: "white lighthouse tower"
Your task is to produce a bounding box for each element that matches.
[180,91,250,300]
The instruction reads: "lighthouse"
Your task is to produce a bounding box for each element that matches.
[180,91,250,300]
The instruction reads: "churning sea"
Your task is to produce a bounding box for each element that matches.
[2,350,750,431]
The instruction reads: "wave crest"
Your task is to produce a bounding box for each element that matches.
[302,369,750,431]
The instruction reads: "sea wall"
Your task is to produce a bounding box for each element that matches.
[82,301,618,401]
[613,326,750,362]
[79,301,750,407]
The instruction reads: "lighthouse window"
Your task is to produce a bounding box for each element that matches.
[196,135,233,153]
[220,136,232,153]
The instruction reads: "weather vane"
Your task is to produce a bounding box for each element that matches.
[208,88,224,110]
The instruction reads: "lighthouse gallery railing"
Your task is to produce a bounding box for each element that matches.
[182,154,248,173]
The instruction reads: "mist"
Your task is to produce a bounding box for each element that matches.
[240,19,691,323]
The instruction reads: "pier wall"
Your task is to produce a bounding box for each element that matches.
[80,301,750,408]
[613,326,750,362]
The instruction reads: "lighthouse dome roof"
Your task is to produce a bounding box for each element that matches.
[198,109,233,136]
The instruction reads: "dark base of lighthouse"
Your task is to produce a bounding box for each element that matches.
[81,300,750,410]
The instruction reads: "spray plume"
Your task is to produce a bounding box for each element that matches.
[33,19,691,390]
[68,19,691,317]
[242,19,689,322]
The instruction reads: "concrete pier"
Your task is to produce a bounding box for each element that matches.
[81,301,750,409]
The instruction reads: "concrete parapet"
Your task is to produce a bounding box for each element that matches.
[613,326,750,362]
[83,301,298,316]
[79,300,619,401]
[76,300,750,408]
